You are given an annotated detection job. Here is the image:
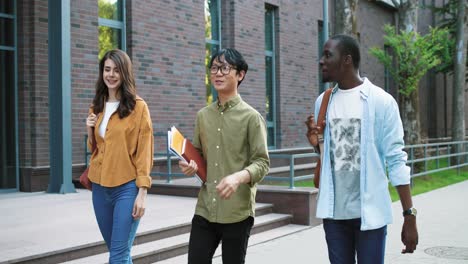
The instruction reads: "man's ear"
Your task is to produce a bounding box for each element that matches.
[237,70,246,82]
[344,54,353,66]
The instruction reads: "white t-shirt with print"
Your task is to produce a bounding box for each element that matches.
[328,85,363,219]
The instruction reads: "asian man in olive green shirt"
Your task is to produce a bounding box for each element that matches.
[179,48,270,264]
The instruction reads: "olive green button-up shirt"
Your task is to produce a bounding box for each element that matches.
[192,95,270,224]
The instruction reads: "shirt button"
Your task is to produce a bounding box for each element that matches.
[216,145,219,149]
[217,128,221,131]
[220,112,224,115]
[214,180,217,184]
[215,163,218,166]
[212,198,216,202]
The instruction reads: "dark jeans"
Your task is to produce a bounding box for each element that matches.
[323,218,387,264]
[188,215,254,264]
[92,181,140,264]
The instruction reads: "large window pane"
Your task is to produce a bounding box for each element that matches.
[0,0,13,14]
[267,127,275,147]
[205,0,221,105]
[98,0,124,59]
[265,9,273,51]
[98,26,121,60]
[318,21,326,93]
[0,18,14,46]
[205,0,220,41]
[98,0,122,21]
[0,50,16,188]
[265,56,273,122]
[265,6,276,148]
[206,42,219,104]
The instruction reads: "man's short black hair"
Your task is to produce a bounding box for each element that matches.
[331,34,361,69]
[209,48,249,86]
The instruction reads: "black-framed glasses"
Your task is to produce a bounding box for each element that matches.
[209,64,236,75]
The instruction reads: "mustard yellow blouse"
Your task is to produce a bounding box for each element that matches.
[88,97,154,188]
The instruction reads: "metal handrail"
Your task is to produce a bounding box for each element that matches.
[404,140,468,179]
[151,132,185,183]
[264,152,320,189]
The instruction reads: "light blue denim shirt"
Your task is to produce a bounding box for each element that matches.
[315,78,411,230]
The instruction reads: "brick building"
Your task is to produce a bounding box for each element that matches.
[0,0,465,192]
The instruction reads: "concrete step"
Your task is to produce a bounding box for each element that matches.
[59,213,295,264]
[6,202,272,264]
[157,224,311,264]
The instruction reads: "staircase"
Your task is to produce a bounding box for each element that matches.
[5,201,307,264]
[57,203,308,264]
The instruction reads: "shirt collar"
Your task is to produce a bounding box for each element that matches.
[216,94,242,111]
[331,77,371,100]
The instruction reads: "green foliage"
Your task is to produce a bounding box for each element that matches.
[424,0,467,78]
[369,24,453,97]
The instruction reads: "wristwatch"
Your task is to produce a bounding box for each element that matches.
[403,207,417,217]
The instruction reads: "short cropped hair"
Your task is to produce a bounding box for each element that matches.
[331,34,361,69]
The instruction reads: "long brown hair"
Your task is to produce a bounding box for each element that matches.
[93,49,136,118]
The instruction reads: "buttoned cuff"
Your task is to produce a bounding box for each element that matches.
[135,175,152,189]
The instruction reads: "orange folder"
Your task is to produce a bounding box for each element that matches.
[168,126,207,183]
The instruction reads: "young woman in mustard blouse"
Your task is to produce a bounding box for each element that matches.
[86,49,154,263]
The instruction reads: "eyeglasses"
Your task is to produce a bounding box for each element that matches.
[209,64,236,75]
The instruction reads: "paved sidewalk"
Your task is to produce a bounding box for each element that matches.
[223,180,468,264]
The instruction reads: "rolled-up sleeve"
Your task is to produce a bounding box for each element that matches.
[134,103,154,188]
[381,98,411,186]
[244,113,270,186]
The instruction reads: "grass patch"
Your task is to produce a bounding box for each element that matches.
[389,160,468,201]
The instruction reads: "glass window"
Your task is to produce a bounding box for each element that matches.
[265,6,277,148]
[98,26,122,59]
[0,50,16,188]
[205,0,221,105]
[98,0,122,20]
[0,1,13,14]
[98,0,125,60]
[318,21,326,93]
[0,18,14,46]
[0,0,17,189]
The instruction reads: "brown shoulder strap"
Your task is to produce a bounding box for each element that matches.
[317,88,332,134]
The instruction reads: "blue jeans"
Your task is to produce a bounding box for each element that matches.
[92,181,140,264]
[323,218,387,264]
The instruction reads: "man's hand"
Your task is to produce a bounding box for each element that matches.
[305,114,322,146]
[401,215,418,253]
[179,160,198,176]
[216,170,251,199]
